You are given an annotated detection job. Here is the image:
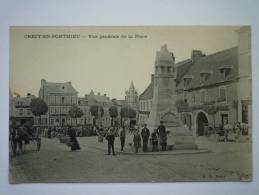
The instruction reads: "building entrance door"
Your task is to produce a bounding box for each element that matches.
[196,112,208,136]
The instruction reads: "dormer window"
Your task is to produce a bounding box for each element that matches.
[218,65,232,79]
[200,71,211,83]
[183,75,193,88]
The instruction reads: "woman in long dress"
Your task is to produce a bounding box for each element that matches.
[68,126,81,151]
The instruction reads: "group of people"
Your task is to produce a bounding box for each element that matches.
[132,121,168,153]
[102,121,168,155]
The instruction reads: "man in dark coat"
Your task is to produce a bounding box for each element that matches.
[141,124,150,152]
[158,121,167,151]
[105,128,116,155]
[119,126,126,152]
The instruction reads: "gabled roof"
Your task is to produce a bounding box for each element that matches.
[43,81,78,94]
[139,82,153,100]
[178,47,238,90]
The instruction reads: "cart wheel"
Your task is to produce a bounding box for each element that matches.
[37,138,41,151]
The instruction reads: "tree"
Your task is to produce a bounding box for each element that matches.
[128,108,136,119]
[109,106,118,126]
[90,105,104,126]
[30,98,48,129]
[120,106,136,126]
[69,105,83,126]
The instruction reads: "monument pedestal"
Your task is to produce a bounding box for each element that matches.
[145,44,197,150]
[167,126,198,150]
[147,110,198,150]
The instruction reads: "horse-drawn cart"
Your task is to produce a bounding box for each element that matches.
[10,126,42,155]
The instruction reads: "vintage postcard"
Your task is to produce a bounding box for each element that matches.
[9,26,252,183]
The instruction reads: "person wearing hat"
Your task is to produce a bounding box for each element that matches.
[119,126,126,152]
[105,127,116,155]
[158,121,167,151]
[141,124,150,152]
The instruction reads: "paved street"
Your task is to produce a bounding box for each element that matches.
[9,135,252,183]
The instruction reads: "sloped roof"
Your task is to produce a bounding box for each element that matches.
[140,47,238,100]
[178,47,238,90]
[43,81,78,94]
[139,82,153,100]
[175,59,193,85]
[111,99,128,107]
[85,94,110,103]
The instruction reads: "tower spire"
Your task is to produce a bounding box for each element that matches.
[130,80,135,90]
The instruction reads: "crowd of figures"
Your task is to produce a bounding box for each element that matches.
[96,121,169,155]
[42,125,98,138]
[10,119,250,156]
[9,121,170,155]
[204,121,249,142]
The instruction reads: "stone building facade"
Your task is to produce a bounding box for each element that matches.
[33,79,126,127]
[236,26,252,127]
[80,90,113,127]
[176,47,239,136]
[38,79,78,126]
[11,93,36,127]
[139,27,252,136]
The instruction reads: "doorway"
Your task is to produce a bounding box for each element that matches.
[196,112,208,136]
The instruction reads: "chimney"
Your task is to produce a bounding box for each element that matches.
[41,79,46,86]
[191,50,205,63]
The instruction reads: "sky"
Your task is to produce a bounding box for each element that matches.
[10,26,240,100]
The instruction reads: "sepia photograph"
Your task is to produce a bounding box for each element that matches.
[9,26,252,183]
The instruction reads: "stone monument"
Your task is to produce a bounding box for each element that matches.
[147,44,197,150]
